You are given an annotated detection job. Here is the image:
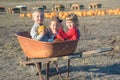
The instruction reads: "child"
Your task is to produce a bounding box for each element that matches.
[57,13,80,40]
[29,9,49,75]
[47,16,64,42]
[30,9,49,42]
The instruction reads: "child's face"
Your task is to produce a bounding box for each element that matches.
[66,20,74,29]
[32,12,44,25]
[49,21,58,33]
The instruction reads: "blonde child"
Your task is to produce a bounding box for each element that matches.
[30,9,49,42]
[57,13,80,40]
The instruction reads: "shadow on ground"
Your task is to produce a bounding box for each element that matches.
[70,63,120,75]
[41,62,120,76]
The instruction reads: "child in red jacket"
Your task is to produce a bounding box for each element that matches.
[57,13,80,40]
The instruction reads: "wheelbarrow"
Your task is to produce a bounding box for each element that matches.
[16,31,78,58]
[16,31,79,80]
[16,31,113,80]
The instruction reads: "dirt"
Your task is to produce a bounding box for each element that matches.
[0,0,120,80]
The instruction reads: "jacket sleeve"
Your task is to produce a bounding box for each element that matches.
[66,28,79,40]
[55,28,67,40]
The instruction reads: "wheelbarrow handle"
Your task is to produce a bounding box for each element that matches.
[62,47,113,59]
[97,47,113,53]
[82,47,113,57]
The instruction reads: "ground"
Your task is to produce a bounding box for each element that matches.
[0,0,120,80]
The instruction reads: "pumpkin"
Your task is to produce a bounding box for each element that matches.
[19,13,26,17]
[100,11,106,16]
[26,12,32,18]
[37,25,46,35]
[87,10,94,16]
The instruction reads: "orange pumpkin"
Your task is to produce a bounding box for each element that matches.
[26,12,32,18]
[19,13,26,17]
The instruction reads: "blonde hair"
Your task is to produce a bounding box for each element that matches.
[66,13,79,26]
[32,9,44,17]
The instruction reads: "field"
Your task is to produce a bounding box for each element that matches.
[0,0,120,80]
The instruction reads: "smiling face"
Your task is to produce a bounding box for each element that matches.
[49,21,58,33]
[32,11,44,25]
[65,13,79,29]
[66,20,75,29]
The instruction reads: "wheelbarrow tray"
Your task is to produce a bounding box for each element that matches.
[16,31,78,58]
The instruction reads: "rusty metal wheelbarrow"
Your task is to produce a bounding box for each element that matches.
[16,31,79,80]
[16,31,78,58]
[16,31,113,80]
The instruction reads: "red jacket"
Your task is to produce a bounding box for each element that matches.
[56,27,79,40]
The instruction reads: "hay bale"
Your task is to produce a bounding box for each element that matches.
[0,6,5,12]
[7,7,20,14]
[80,5,84,9]
[20,7,27,11]
[52,4,65,11]
[16,5,27,11]
[89,3,102,9]
[96,4,102,8]
[32,5,46,11]
[70,4,84,10]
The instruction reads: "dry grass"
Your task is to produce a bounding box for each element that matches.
[0,0,120,80]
